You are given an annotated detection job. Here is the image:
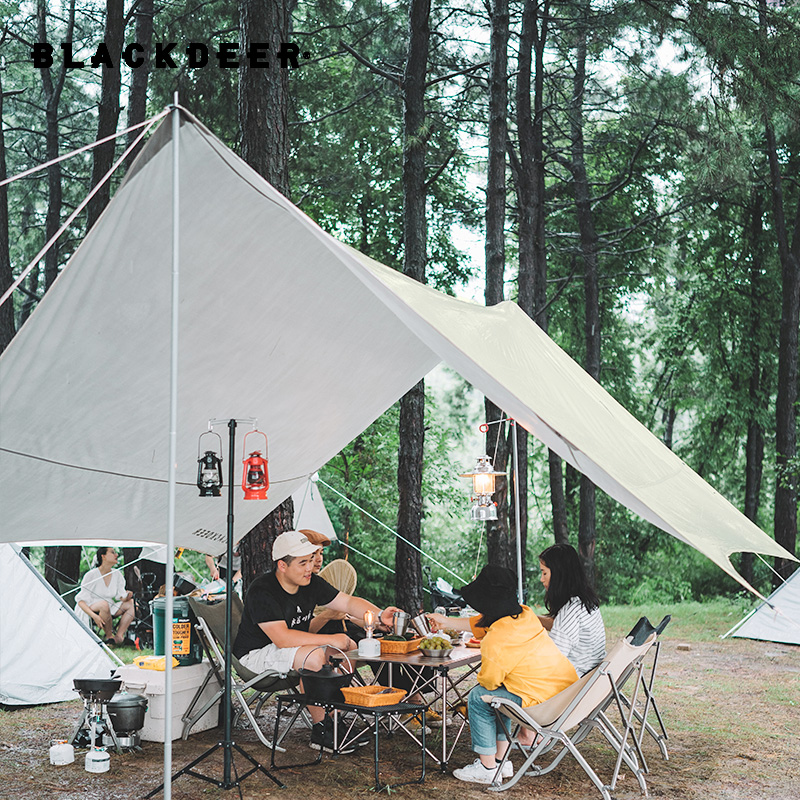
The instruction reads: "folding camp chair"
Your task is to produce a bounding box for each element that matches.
[486,632,657,799]
[615,615,671,761]
[182,596,301,749]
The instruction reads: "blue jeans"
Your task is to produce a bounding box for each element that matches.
[468,684,523,755]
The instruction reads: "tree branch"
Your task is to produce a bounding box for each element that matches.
[425,61,489,88]
[339,40,402,87]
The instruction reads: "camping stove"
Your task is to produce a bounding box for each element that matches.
[70,679,122,753]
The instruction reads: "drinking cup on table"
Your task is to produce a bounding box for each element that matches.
[392,611,410,636]
[410,613,431,637]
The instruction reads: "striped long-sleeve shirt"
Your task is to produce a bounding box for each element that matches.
[548,597,606,676]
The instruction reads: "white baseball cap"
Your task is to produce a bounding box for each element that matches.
[272,530,318,561]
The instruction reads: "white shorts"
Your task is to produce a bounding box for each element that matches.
[239,643,299,675]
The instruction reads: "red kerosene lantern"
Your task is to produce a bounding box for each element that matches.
[242,430,269,500]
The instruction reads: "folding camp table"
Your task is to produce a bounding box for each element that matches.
[347,644,481,769]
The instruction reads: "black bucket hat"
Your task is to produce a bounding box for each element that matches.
[459,565,522,621]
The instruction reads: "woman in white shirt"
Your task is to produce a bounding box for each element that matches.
[75,547,135,646]
[537,543,606,676]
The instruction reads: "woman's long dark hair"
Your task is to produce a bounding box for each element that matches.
[540,543,599,617]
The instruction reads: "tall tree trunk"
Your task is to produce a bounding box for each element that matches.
[0,65,16,354]
[765,118,799,584]
[396,0,430,614]
[125,0,154,170]
[37,1,74,291]
[759,0,799,582]
[514,0,565,560]
[570,2,599,587]
[742,191,768,586]
[237,0,298,591]
[239,0,296,197]
[86,0,125,232]
[484,0,514,570]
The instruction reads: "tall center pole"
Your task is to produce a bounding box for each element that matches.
[223,419,237,784]
[163,93,181,800]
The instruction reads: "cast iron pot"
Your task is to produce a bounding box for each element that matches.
[107,692,148,732]
[73,678,122,701]
[298,647,354,703]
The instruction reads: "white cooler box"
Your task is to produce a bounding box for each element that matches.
[115,662,220,742]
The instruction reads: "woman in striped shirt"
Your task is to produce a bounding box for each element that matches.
[537,543,606,676]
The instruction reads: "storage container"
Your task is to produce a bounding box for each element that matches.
[114,662,219,742]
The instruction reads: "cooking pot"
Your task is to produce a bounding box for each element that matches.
[73,678,122,701]
[107,692,148,732]
[298,647,354,703]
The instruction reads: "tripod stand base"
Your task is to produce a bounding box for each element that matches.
[144,739,285,798]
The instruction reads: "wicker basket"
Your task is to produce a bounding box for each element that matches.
[379,636,423,654]
[340,685,407,707]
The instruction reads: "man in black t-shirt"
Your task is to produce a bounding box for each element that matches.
[233,530,401,753]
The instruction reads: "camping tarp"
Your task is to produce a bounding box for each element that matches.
[727,569,800,645]
[0,109,794,597]
[0,544,116,705]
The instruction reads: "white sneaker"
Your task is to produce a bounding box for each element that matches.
[500,759,514,779]
[453,758,502,785]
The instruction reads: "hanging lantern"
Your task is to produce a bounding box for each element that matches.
[460,454,504,521]
[197,431,223,497]
[242,430,269,500]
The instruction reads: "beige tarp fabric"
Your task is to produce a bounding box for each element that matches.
[0,110,793,595]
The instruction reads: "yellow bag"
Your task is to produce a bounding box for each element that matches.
[132,655,179,671]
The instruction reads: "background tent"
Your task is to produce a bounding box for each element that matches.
[292,477,338,542]
[725,569,800,645]
[0,544,117,706]
[0,109,794,598]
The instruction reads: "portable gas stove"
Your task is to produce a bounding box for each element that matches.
[70,678,122,753]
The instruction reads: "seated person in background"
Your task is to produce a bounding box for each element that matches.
[305,529,366,642]
[429,565,578,785]
[233,530,401,754]
[537,543,606,677]
[75,547,135,646]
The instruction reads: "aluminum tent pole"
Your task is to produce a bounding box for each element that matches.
[162,92,181,800]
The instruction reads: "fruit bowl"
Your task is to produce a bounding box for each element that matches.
[419,647,454,658]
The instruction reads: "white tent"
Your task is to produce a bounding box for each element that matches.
[0,544,117,705]
[292,477,338,542]
[0,109,795,598]
[726,569,800,645]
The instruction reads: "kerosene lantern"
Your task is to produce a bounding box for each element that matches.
[358,609,381,657]
[460,454,504,521]
[242,429,269,500]
[196,431,223,497]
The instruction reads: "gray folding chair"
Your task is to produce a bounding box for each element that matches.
[182,595,301,749]
[487,632,657,799]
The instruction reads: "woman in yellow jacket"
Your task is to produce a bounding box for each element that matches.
[429,565,578,785]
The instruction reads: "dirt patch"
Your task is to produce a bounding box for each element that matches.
[1,636,798,799]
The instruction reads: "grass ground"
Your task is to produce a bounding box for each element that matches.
[1,599,798,799]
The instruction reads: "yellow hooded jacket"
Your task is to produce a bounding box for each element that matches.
[470,605,578,707]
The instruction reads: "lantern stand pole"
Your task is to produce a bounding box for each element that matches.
[470,417,525,605]
[145,418,284,798]
[510,420,524,604]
